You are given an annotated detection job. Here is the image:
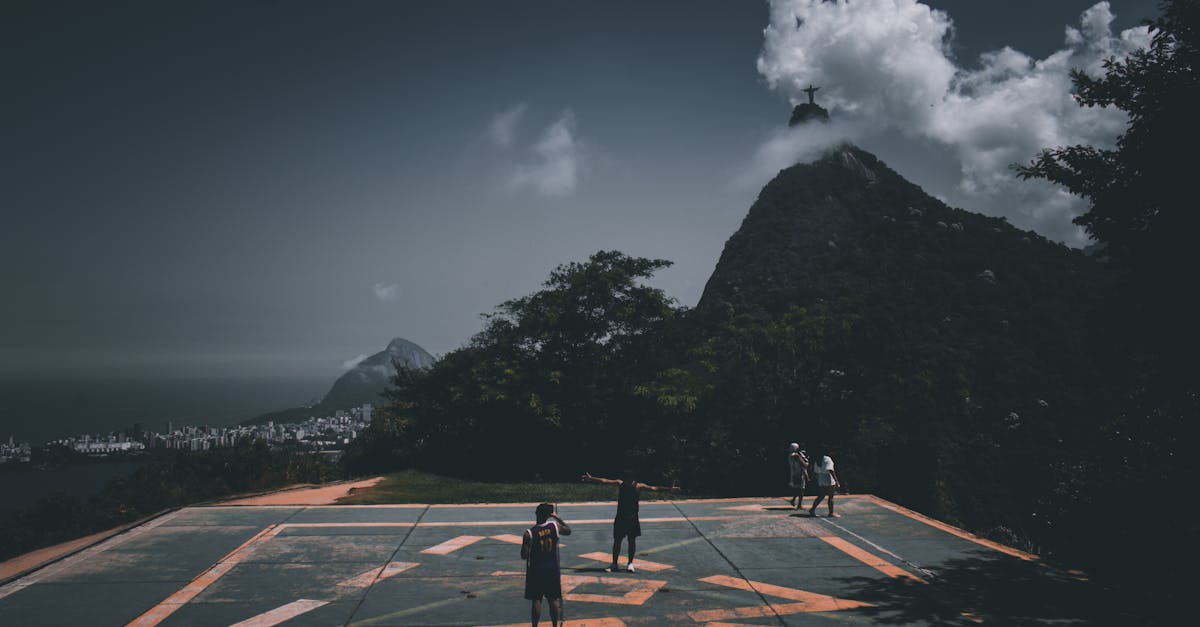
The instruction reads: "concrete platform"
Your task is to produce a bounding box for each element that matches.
[0,495,1111,626]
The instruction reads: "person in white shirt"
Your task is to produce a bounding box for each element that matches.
[808,450,840,518]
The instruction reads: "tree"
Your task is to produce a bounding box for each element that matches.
[1016,0,1199,366]
[1016,3,1198,617]
[371,251,681,478]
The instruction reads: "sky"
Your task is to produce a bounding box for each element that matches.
[1,0,1161,381]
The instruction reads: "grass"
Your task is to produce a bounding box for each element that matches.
[337,469,698,505]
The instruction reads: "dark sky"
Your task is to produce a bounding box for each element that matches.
[1,1,1159,380]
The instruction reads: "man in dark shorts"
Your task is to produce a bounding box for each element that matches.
[521,503,571,626]
[581,471,680,572]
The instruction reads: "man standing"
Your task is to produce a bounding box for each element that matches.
[521,503,571,627]
[809,451,840,518]
[581,470,680,572]
[788,443,810,510]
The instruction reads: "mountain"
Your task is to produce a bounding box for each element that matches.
[244,337,435,425]
[697,143,1102,327]
[683,138,1113,528]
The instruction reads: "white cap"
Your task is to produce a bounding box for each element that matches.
[789,442,799,451]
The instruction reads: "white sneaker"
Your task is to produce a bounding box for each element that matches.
[626,563,635,573]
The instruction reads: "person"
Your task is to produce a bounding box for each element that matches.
[521,503,571,627]
[809,451,840,518]
[581,470,680,572]
[787,442,810,510]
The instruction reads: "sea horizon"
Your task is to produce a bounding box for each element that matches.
[0,374,332,446]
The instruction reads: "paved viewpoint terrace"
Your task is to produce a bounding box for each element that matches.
[0,496,1103,626]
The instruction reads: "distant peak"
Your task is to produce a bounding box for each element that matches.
[386,337,420,351]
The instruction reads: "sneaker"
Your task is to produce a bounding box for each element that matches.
[605,565,620,573]
[626,563,636,573]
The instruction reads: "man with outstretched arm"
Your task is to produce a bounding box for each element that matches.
[581,470,680,573]
[521,503,571,627]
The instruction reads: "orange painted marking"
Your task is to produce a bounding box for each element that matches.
[480,619,626,627]
[127,524,279,627]
[861,495,1039,562]
[489,534,524,544]
[337,561,419,588]
[379,560,419,579]
[577,552,674,572]
[229,599,329,627]
[695,574,871,619]
[560,574,668,606]
[421,535,486,555]
[819,536,924,582]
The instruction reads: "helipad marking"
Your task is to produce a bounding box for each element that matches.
[490,533,524,544]
[229,599,329,627]
[861,495,1039,562]
[126,524,280,627]
[577,552,674,572]
[480,614,628,619]
[560,574,668,606]
[336,561,419,587]
[691,574,872,621]
[819,536,924,582]
[422,535,486,555]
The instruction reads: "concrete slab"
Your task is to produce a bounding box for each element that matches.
[0,495,1120,626]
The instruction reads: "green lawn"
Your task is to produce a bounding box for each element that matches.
[338,470,696,505]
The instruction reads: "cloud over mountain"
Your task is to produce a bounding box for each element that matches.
[756,0,1151,245]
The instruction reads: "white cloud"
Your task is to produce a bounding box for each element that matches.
[510,110,583,197]
[340,353,370,370]
[756,0,1152,245]
[372,282,400,303]
[737,117,872,189]
[486,103,527,148]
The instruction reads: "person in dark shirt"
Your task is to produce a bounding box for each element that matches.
[581,470,680,572]
[521,503,571,626]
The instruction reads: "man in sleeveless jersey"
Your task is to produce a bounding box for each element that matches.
[521,503,571,626]
[581,470,680,572]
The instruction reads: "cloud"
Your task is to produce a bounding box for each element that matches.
[737,117,872,190]
[509,110,582,197]
[372,282,400,303]
[486,103,527,148]
[340,353,370,370]
[756,0,1152,245]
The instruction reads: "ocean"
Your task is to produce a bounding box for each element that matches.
[0,376,330,445]
[0,375,330,516]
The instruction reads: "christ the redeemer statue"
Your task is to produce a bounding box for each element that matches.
[803,84,820,104]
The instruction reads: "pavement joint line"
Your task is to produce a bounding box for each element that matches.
[342,503,430,626]
[670,501,787,626]
[818,517,936,580]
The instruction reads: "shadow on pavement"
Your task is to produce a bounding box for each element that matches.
[835,554,1146,626]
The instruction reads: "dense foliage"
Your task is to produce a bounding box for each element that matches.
[1015,0,1198,615]
[0,442,338,561]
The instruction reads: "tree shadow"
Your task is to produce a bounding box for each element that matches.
[834,551,1149,626]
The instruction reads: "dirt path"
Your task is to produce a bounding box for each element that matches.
[219,477,385,505]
